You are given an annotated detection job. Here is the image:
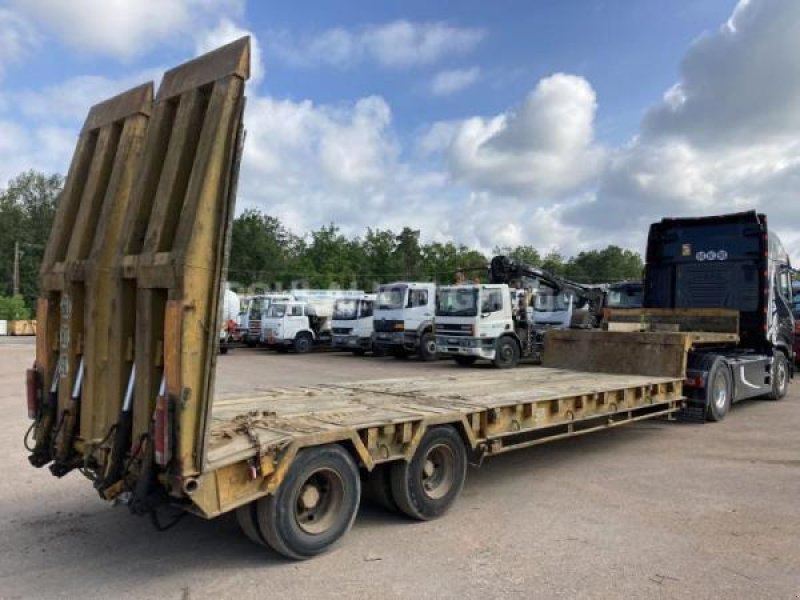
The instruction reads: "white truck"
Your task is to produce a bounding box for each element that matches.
[262,292,364,353]
[218,287,241,354]
[331,294,377,355]
[243,293,295,346]
[435,283,520,367]
[372,282,438,360]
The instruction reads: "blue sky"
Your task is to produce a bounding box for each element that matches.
[1,0,799,262]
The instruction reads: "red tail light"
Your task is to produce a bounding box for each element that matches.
[153,392,172,467]
[684,375,705,389]
[26,367,41,419]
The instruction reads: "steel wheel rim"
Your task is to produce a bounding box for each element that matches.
[776,359,787,393]
[421,443,456,500]
[294,468,345,535]
[713,373,727,410]
[499,343,514,362]
[425,339,437,355]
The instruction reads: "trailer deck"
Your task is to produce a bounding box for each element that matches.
[189,364,684,520]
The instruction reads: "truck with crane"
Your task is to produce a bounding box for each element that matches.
[436,256,605,366]
[22,39,792,563]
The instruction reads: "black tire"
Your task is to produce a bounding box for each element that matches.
[389,425,467,521]
[767,352,789,400]
[705,359,732,422]
[417,331,438,362]
[294,333,313,354]
[363,464,398,513]
[219,345,228,355]
[236,502,266,547]
[352,349,366,357]
[255,445,361,560]
[454,356,477,367]
[392,347,409,359]
[493,336,520,369]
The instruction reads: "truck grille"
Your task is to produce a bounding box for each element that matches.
[435,323,472,337]
[332,327,352,335]
[374,319,402,333]
[248,320,261,336]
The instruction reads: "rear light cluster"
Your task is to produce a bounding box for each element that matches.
[684,375,705,388]
[153,378,172,467]
[26,366,41,419]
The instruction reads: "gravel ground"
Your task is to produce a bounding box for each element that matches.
[1,338,798,599]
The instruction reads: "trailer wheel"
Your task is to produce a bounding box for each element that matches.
[255,445,360,560]
[363,464,398,512]
[767,352,789,400]
[294,333,313,354]
[493,337,520,369]
[705,360,732,422]
[389,425,467,521]
[418,332,438,362]
[236,502,266,546]
[454,356,477,367]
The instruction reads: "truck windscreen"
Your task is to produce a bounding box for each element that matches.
[333,300,358,320]
[436,288,478,317]
[377,286,406,310]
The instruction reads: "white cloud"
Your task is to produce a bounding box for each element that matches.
[424,73,605,198]
[0,120,74,185]
[431,67,480,96]
[641,0,800,148]
[195,18,264,86]
[16,69,163,124]
[570,0,800,264]
[268,20,485,69]
[13,0,242,60]
[0,8,38,77]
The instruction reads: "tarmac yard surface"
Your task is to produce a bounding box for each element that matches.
[1,338,799,599]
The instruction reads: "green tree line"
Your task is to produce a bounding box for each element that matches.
[0,171,644,312]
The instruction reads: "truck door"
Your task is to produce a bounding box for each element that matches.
[407,287,432,330]
[772,264,795,352]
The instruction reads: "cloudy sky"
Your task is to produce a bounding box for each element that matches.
[1,0,798,261]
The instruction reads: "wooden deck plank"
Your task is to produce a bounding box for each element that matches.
[205,367,683,470]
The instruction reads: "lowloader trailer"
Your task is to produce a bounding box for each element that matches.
[22,39,762,560]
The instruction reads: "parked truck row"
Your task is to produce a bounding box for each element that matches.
[23,38,794,563]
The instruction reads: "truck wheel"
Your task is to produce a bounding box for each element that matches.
[454,356,477,367]
[389,425,467,521]
[363,464,398,513]
[493,337,520,369]
[255,445,361,560]
[219,346,228,355]
[294,333,312,354]
[236,502,266,547]
[767,353,789,400]
[418,332,438,362]
[705,360,732,422]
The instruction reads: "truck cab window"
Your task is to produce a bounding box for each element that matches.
[481,290,503,313]
[360,300,373,318]
[409,289,428,307]
[291,305,303,317]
